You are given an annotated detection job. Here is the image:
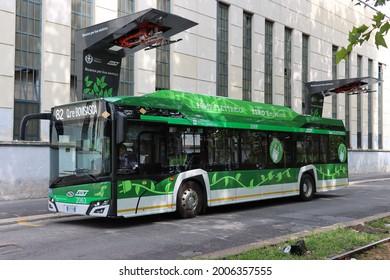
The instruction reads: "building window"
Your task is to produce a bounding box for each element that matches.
[242,12,252,101]
[264,20,273,104]
[14,0,42,140]
[345,53,351,148]
[284,28,292,108]
[378,63,383,150]
[332,45,338,119]
[217,2,229,97]
[71,0,93,101]
[156,0,171,90]
[357,55,363,149]
[301,34,309,113]
[368,59,373,149]
[118,0,135,96]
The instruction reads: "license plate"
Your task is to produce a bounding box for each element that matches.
[65,205,77,213]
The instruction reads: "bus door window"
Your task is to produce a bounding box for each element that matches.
[138,131,167,174]
[168,127,202,172]
[206,128,231,171]
[117,124,167,175]
[168,127,186,172]
[182,130,201,170]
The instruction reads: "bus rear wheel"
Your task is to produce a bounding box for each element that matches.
[177,181,203,218]
[299,174,315,201]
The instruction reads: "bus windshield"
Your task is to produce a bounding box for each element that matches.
[50,116,110,185]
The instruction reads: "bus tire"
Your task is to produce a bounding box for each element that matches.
[299,173,315,201]
[176,181,203,218]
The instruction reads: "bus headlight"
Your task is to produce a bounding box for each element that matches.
[88,200,110,216]
[48,198,58,212]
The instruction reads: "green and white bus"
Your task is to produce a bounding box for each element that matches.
[34,90,349,218]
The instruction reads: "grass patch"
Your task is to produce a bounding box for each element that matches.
[221,219,390,260]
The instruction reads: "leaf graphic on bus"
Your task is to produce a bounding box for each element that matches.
[212,173,217,184]
[135,185,140,196]
[165,183,172,193]
[249,179,254,188]
[224,177,229,187]
[268,171,275,180]
[285,169,292,178]
[150,181,156,191]
[276,172,283,182]
[235,174,242,181]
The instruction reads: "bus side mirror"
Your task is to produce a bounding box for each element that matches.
[20,112,51,140]
[116,112,127,144]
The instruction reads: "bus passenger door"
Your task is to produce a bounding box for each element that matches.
[138,131,168,175]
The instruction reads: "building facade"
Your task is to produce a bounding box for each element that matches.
[0,0,389,199]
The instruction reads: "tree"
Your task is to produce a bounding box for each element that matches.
[336,0,390,63]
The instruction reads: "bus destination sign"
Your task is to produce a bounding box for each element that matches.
[53,100,101,121]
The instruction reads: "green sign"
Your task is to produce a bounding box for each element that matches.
[338,143,347,163]
[270,138,283,163]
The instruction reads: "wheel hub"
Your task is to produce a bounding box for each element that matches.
[182,188,198,211]
[303,180,312,196]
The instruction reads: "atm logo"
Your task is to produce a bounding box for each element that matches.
[75,190,89,197]
[107,60,120,66]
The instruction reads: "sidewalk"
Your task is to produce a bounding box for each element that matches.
[1,172,390,226]
[349,172,390,184]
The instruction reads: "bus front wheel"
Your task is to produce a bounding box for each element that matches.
[177,181,203,218]
[299,174,315,201]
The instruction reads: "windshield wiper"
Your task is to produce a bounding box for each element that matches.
[74,168,98,182]
[50,176,65,187]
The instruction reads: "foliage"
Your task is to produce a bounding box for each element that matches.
[337,0,390,63]
[221,224,388,260]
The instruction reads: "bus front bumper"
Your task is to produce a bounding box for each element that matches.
[48,199,110,217]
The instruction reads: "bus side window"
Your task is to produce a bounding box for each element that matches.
[329,135,344,163]
[240,130,267,170]
[319,135,329,163]
[138,131,167,174]
[183,133,201,170]
[168,127,186,172]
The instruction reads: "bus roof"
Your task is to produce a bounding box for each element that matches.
[106,90,345,134]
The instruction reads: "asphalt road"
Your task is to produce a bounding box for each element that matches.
[0,172,388,221]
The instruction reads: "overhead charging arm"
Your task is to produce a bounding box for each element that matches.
[304,77,382,117]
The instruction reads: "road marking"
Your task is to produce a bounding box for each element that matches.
[17,218,43,227]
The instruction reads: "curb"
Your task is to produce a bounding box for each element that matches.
[199,211,390,259]
[0,213,75,227]
[349,177,390,185]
